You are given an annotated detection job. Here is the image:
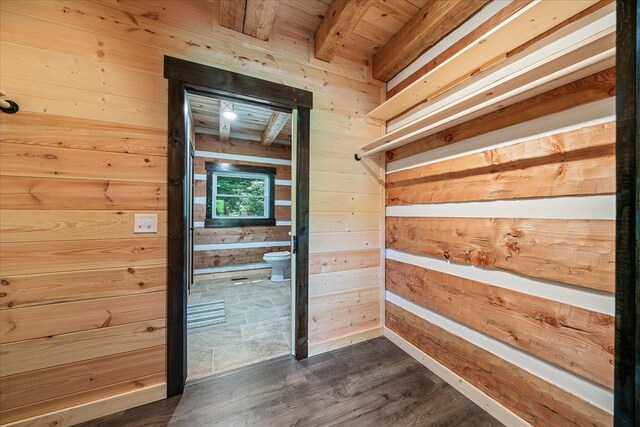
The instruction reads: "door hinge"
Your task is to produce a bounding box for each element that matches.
[292,235,298,254]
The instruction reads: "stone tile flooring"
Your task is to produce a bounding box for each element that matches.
[187,275,292,381]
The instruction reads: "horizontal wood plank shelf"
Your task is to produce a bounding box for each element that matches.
[369,0,604,121]
[357,3,615,159]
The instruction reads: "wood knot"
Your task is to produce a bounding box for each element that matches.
[442,251,450,260]
[0,279,9,286]
[0,292,7,298]
[128,268,136,274]
[138,282,145,287]
[444,133,453,142]
[146,327,155,332]
[488,296,504,306]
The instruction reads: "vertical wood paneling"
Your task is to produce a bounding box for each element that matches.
[0,0,383,423]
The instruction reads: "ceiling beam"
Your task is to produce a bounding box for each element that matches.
[219,100,233,142]
[243,0,279,41]
[314,0,373,62]
[373,0,490,82]
[261,112,290,146]
[219,0,246,33]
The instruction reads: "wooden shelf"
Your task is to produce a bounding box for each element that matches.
[367,0,600,122]
[358,2,616,158]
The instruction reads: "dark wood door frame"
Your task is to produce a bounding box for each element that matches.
[614,0,639,425]
[164,56,313,397]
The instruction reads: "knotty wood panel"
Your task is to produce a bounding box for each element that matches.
[314,0,374,62]
[386,122,615,204]
[310,192,380,213]
[309,249,380,275]
[0,142,166,182]
[0,0,384,422]
[309,287,379,313]
[310,231,380,254]
[308,319,381,348]
[275,206,291,221]
[309,213,380,233]
[194,246,290,269]
[386,302,611,426]
[195,134,291,160]
[309,301,380,335]
[0,176,166,210]
[0,345,165,411]
[386,217,614,292]
[0,319,166,377]
[0,210,168,242]
[387,67,616,163]
[194,204,291,222]
[1,238,167,276]
[372,0,490,81]
[386,259,614,387]
[310,267,379,296]
[385,0,534,98]
[0,266,166,310]
[0,112,167,156]
[0,373,166,425]
[0,292,166,344]
[310,170,381,195]
[194,225,290,245]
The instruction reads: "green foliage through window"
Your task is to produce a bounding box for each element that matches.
[213,174,268,218]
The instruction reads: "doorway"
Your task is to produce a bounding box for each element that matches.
[164,57,313,396]
[186,94,296,380]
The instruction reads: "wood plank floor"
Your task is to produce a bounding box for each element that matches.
[79,337,502,426]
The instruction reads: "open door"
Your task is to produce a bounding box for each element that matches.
[165,56,312,396]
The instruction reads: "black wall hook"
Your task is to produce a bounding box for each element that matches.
[0,100,19,114]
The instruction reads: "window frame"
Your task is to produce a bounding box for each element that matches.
[205,161,276,228]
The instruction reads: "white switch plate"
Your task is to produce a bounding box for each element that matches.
[134,214,157,233]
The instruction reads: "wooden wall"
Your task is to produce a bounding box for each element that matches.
[0,1,384,424]
[192,133,291,275]
[384,65,616,425]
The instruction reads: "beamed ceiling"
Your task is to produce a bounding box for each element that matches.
[216,0,490,82]
[189,94,293,146]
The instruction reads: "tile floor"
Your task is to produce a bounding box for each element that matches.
[187,274,292,381]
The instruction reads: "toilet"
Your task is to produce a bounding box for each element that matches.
[263,251,291,282]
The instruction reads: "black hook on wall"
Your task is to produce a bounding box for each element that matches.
[0,89,19,114]
[0,100,19,114]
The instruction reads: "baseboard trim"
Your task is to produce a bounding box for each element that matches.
[384,327,530,427]
[309,326,383,357]
[3,383,166,427]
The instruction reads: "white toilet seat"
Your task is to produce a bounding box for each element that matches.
[264,251,291,261]
[263,251,291,282]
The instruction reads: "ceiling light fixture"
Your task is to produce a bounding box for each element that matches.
[222,109,237,120]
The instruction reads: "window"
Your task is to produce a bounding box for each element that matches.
[205,162,276,227]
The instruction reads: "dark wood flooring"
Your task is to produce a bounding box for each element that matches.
[79,337,502,427]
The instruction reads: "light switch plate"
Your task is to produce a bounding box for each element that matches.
[134,214,157,233]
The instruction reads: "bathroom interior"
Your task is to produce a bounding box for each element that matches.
[185,93,294,381]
